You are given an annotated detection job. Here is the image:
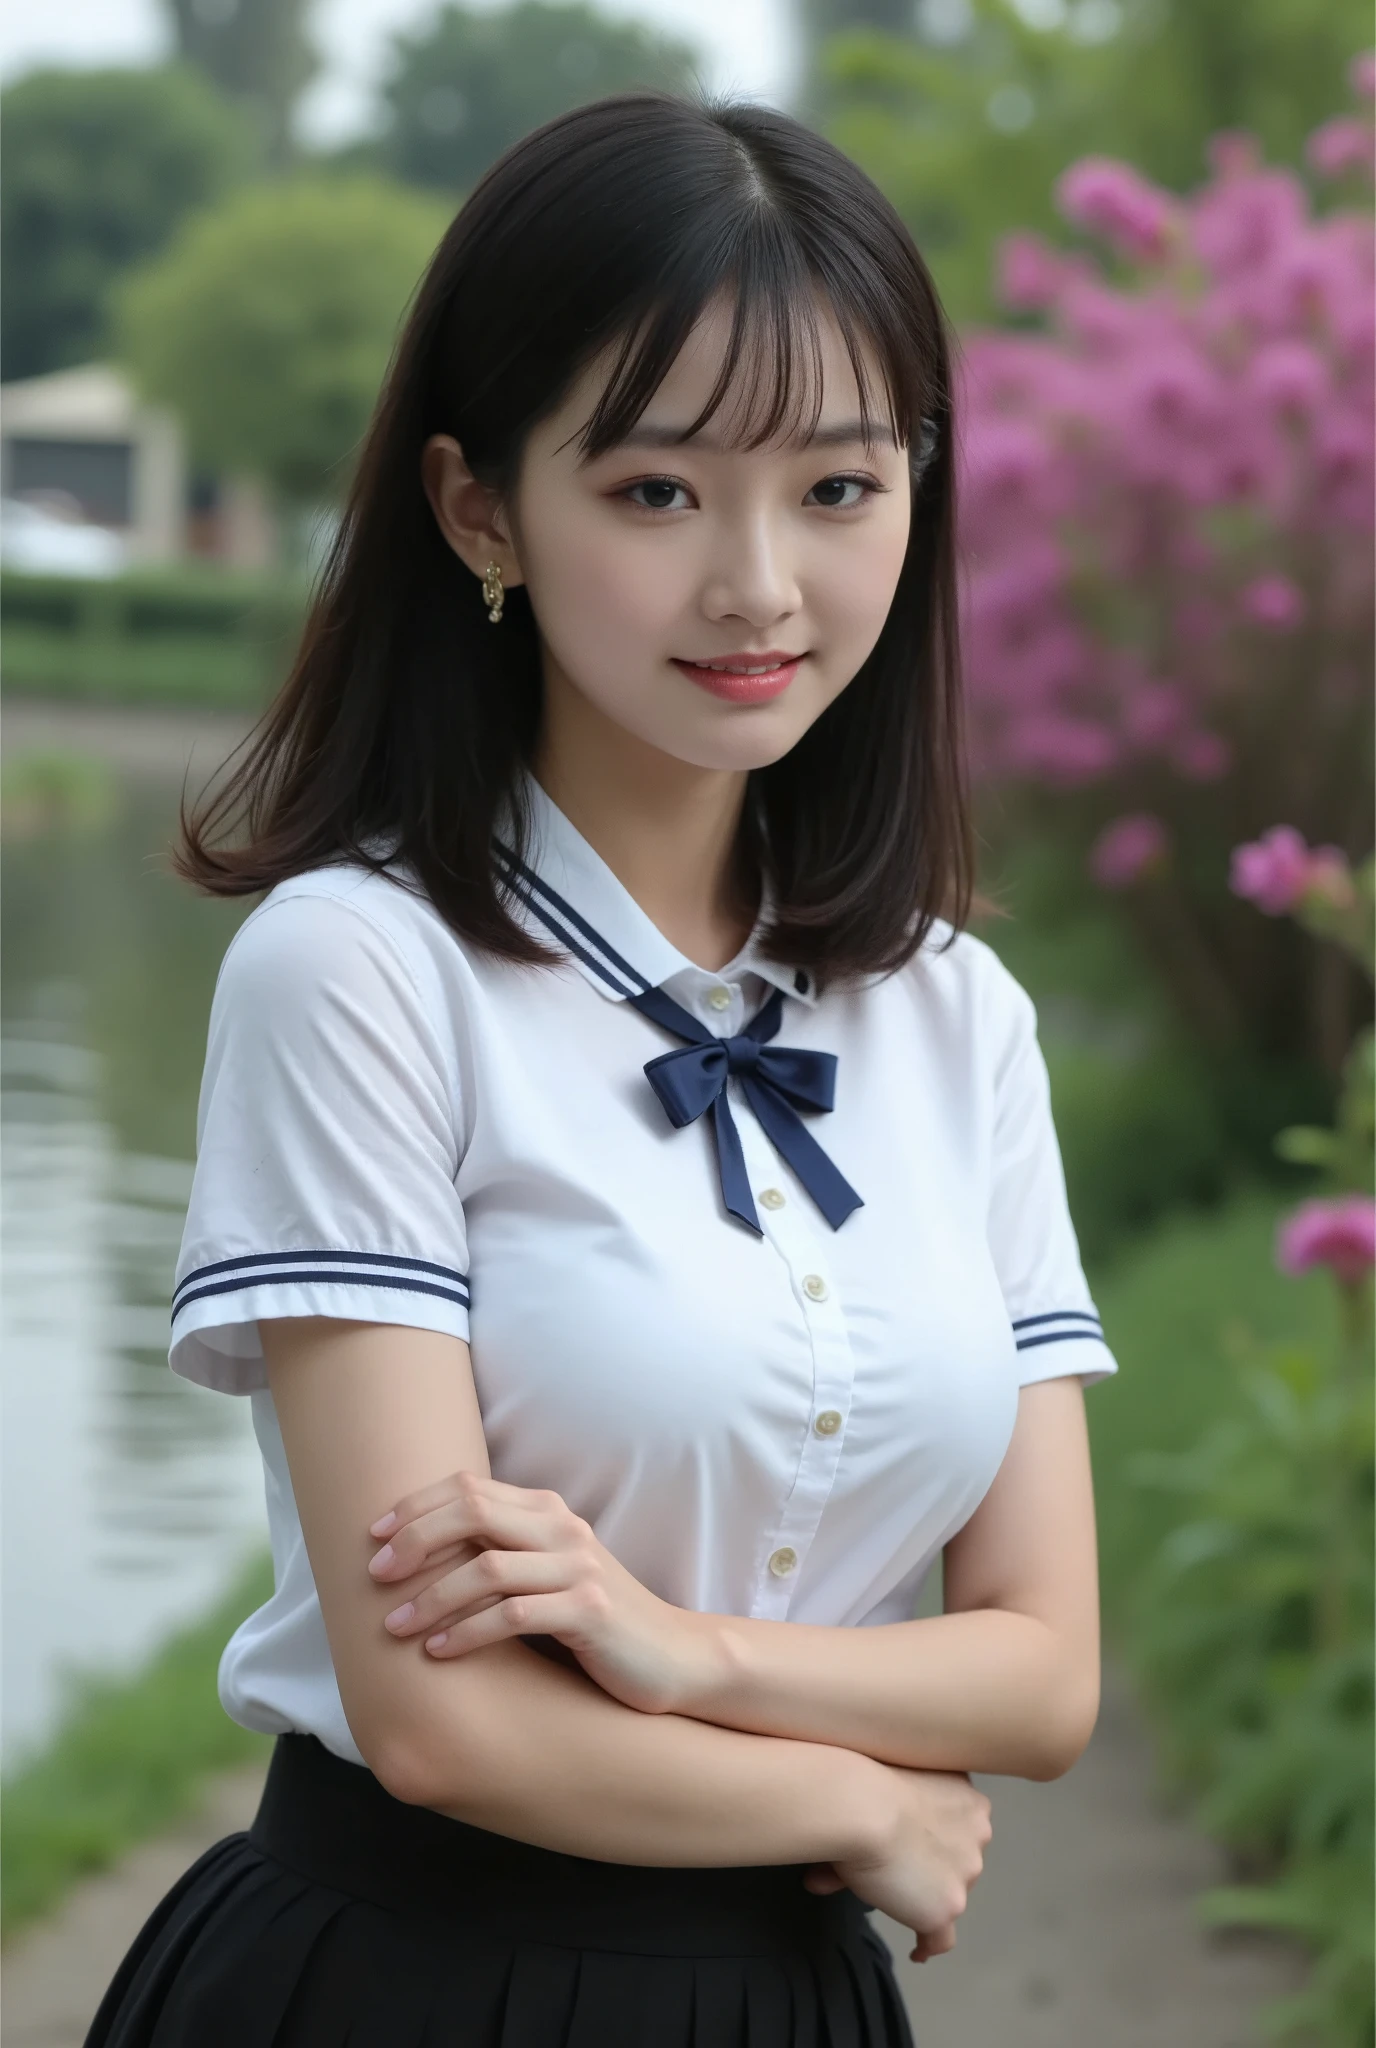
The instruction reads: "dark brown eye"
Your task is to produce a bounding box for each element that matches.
[624,478,685,511]
[805,475,876,510]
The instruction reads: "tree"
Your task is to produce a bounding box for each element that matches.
[115,178,451,506]
[163,0,318,165]
[0,66,257,381]
[812,0,1373,326]
[377,1,704,195]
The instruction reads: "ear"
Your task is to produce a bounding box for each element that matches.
[420,435,526,590]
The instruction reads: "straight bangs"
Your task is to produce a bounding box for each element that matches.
[173,90,972,988]
[576,224,916,471]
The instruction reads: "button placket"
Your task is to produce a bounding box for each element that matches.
[731,1108,854,1618]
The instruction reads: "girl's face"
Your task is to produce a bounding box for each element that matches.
[429,294,914,775]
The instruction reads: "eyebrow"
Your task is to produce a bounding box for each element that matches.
[606,419,898,453]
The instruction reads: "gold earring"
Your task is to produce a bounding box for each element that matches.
[482,560,505,624]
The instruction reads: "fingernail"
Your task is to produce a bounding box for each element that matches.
[425,1633,448,1652]
[384,1603,414,1629]
[370,1512,397,1537]
[369,1545,394,1573]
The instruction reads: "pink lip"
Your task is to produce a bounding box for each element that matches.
[672,655,804,704]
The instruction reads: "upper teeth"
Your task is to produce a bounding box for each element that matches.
[693,661,785,673]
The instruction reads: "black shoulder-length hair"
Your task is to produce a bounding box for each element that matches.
[174,88,975,985]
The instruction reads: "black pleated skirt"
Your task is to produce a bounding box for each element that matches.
[84,1731,914,2047]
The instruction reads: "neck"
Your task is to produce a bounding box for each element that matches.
[530,668,756,974]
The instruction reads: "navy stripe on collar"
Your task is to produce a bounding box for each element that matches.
[493,838,652,997]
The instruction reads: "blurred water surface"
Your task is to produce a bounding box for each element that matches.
[1,777,266,1769]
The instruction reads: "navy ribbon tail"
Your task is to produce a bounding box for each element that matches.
[626,984,863,1235]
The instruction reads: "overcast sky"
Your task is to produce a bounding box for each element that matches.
[0,0,803,142]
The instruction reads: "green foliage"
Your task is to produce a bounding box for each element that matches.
[1085,1189,1341,1612]
[818,7,1119,324]
[975,829,1335,1259]
[0,566,305,708]
[163,0,318,165]
[1128,1314,1374,2045]
[0,1549,275,1937]
[115,177,452,503]
[814,0,1371,326]
[376,1,704,195]
[1106,863,1375,2046]
[1088,1188,1373,2042]
[0,65,258,381]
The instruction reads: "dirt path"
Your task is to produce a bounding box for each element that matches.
[1,1671,1304,2048]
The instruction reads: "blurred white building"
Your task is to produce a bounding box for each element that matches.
[0,363,274,572]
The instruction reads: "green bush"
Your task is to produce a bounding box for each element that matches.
[1097,853,1376,2047]
[0,566,304,707]
[1129,1311,1373,2046]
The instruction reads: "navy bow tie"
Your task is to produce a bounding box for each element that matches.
[625,983,863,1236]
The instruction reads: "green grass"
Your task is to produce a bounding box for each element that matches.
[1,1550,275,1940]
[1085,1182,1339,1625]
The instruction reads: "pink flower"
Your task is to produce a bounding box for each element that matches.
[1229,825,1338,912]
[1250,340,1328,420]
[997,233,1071,313]
[1350,51,1376,101]
[1089,813,1170,888]
[1056,159,1179,261]
[1276,1196,1376,1287]
[1307,116,1375,181]
[1240,574,1307,629]
[1230,825,1313,911]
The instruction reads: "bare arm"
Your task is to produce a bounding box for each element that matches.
[673,1379,1101,1780]
[261,1314,892,1865]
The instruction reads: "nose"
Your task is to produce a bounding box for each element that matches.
[700,511,802,629]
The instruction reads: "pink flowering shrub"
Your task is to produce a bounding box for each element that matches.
[959,57,1375,1074]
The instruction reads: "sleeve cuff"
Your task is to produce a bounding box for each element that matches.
[1011,1308,1118,1388]
[168,1250,472,1395]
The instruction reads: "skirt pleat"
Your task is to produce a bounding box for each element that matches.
[83,1733,914,2048]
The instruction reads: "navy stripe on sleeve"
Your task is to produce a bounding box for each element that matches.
[1010,1308,1106,1352]
[171,1248,470,1325]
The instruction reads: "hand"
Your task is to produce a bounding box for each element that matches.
[367,1469,721,1715]
[801,1769,991,1964]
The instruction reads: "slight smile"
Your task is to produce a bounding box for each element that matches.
[671,651,806,704]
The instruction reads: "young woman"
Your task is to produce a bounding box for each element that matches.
[87,89,1116,2048]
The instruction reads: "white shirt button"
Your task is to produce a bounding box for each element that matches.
[768,1546,798,1577]
[814,1409,843,1436]
[802,1273,828,1302]
[759,1187,786,1210]
[707,986,732,1011]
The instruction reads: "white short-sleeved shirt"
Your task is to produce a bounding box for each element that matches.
[170,771,1117,1766]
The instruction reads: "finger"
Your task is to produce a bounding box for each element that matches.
[382,1549,572,1636]
[800,1865,846,1894]
[370,1472,570,1540]
[910,1925,957,1963]
[370,1482,577,1579]
[369,1469,488,1537]
[419,1588,588,1658]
